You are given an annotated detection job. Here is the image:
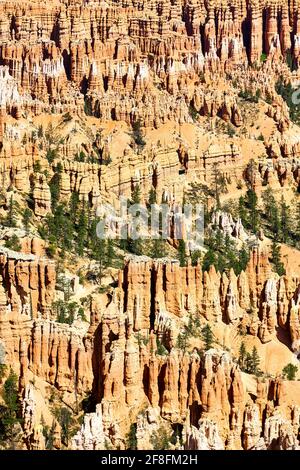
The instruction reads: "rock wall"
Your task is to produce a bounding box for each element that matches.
[0,1,298,125]
[1,244,300,449]
[118,250,300,349]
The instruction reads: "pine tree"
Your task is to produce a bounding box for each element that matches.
[214,230,224,251]
[22,208,32,234]
[5,235,21,252]
[69,192,80,224]
[245,189,259,233]
[262,187,280,237]
[202,248,216,272]
[3,369,19,419]
[245,352,253,373]
[0,368,21,447]
[132,121,146,147]
[282,363,298,380]
[126,423,137,450]
[224,233,233,253]
[131,184,141,205]
[128,185,144,255]
[150,238,167,259]
[191,250,202,266]
[77,204,88,256]
[201,324,214,351]
[246,159,257,191]
[37,124,43,138]
[178,239,187,267]
[49,173,61,209]
[280,196,290,243]
[251,346,260,375]
[95,239,107,284]
[128,222,144,256]
[271,240,286,276]
[148,187,157,205]
[211,163,227,208]
[238,196,247,227]
[6,195,17,228]
[57,407,73,446]
[238,342,247,370]
[106,239,115,267]
[176,330,189,351]
[238,246,250,274]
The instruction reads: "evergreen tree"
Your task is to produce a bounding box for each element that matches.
[106,239,115,267]
[176,330,189,351]
[126,424,137,450]
[245,352,253,373]
[69,192,80,224]
[148,187,157,206]
[211,163,227,208]
[245,189,259,233]
[77,204,88,256]
[214,229,224,251]
[131,120,146,147]
[238,196,247,227]
[251,346,260,375]
[178,239,187,267]
[131,184,141,205]
[55,407,73,446]
[3,369,19,419]
[262,187,280,237]
[128,224,144,256]
[127,185,144,255]
[244,346,261,375]
[201,324,214,350]
[150,238,167,259]
[37,125,43,138]
[280,196,290,243]
[22,208,32,234]
[271,240,286,276]
[77,307,87,322]
[95,239,107,284]
[202,248,216,272]
[238,246,250,274]
[282,363,298,381]
[49,173,61,209]
[6,196,17,228]
[62,214,74,252]
[4,235,21,252]
[150,426,171,450]
[0,368,21,447]
[246,159,257,190]
[238,342,247,370]
[191,250,202,266]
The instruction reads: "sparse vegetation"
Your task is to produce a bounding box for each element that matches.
[203,229,249,275]
[131,120,146,147]
[150,425,172,450]
[201,324,214,351]
[176,313,202,351]
[126,423,137,450]
[276,78,300,125]
[282,363,298,381]
[4,235,21,252]
[156,339,168,356]
[0,369,22,448]
[189,104,199,122]
[239,345,262,377]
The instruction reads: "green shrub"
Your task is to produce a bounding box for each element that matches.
[282,363,298,381]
